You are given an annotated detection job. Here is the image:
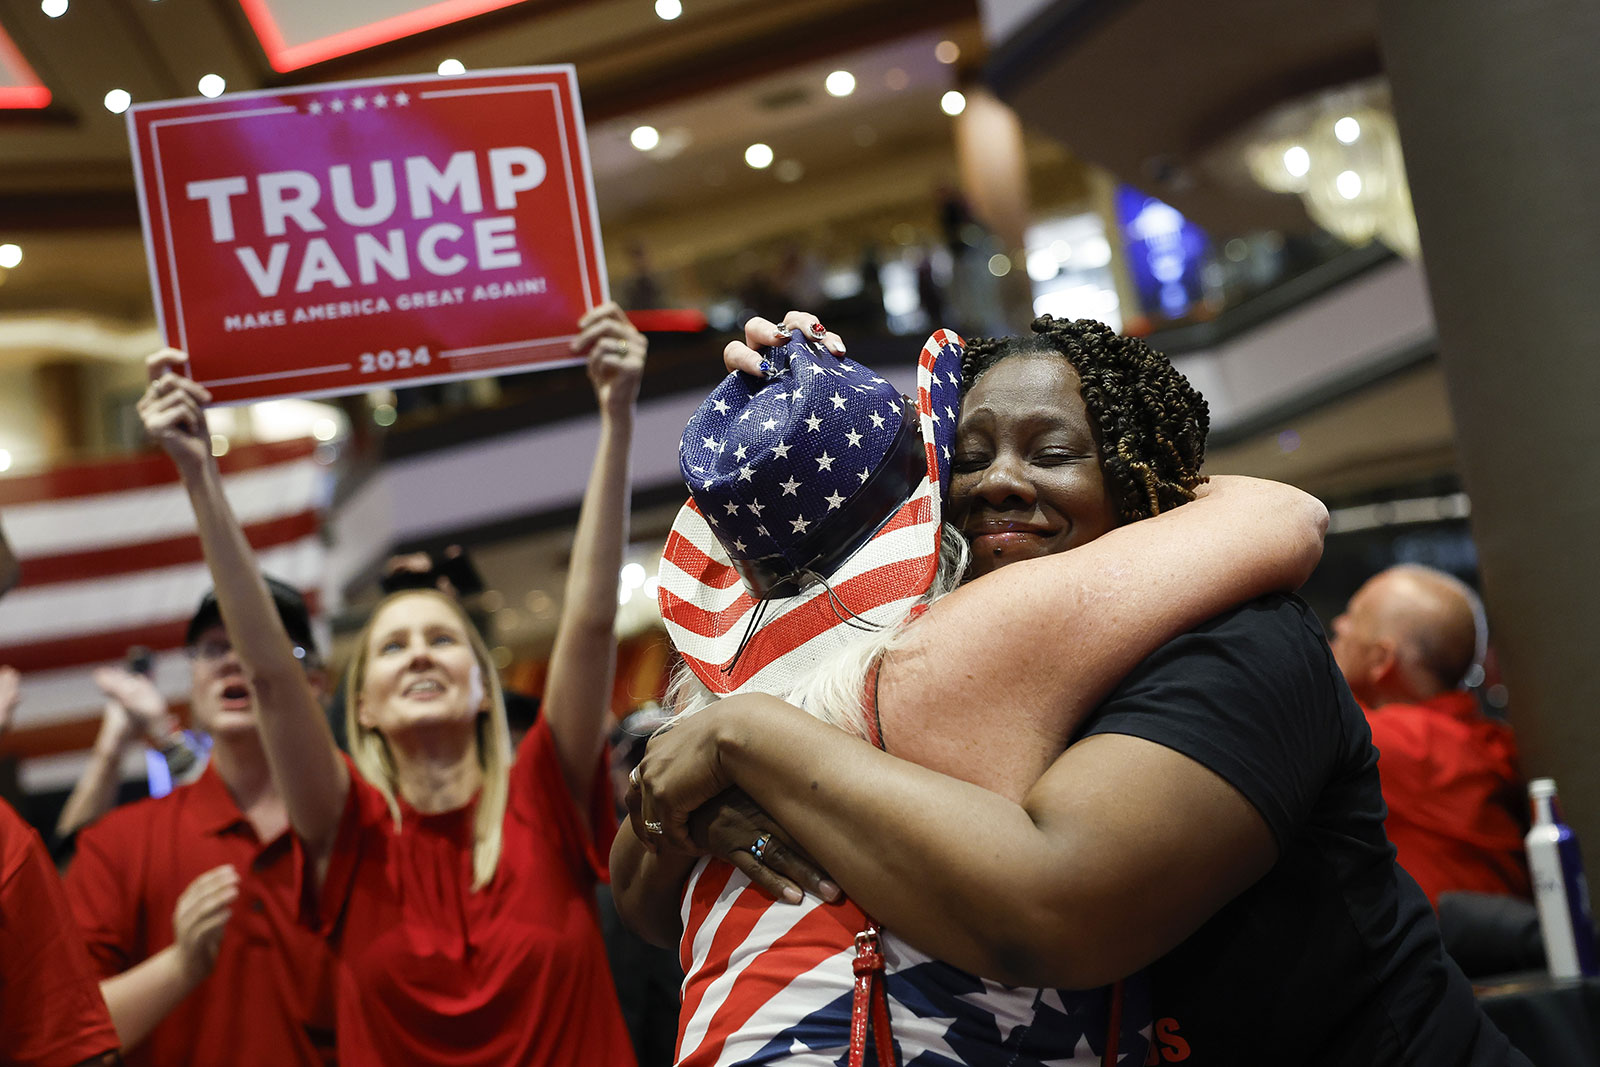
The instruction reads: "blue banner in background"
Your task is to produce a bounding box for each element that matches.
[1115,187,1210,320]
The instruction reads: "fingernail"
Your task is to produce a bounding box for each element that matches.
[783,886,802,904]
[818,880,841,901]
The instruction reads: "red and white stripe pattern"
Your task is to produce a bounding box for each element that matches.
[675,859,1147,1066]
[0,440,327,787]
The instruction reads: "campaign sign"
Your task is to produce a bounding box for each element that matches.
[127,66,608,405]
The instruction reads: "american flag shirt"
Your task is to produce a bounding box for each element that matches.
[675,858,1152,1066]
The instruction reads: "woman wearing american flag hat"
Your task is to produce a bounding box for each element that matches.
[619,311,1525,1066]
[613,312,1331,1066]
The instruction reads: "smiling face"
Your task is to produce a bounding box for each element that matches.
[187,624,259,738]
[355,592,487,738]
[948,352,1120,578]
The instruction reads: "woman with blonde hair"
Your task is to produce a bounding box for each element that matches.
[137,302,646,1066]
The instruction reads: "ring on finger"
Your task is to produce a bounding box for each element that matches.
[808,321,827,338]
[643,819,664,836]
[616,339,630,358]
[748,832,772,862]
[628,766,640,787]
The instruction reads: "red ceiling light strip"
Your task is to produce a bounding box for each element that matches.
[0,24,50,110]
[237,0,532,73]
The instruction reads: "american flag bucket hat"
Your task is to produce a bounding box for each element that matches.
[659,328,965,696]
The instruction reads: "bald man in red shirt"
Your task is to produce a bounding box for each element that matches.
[1330,564,1529,905]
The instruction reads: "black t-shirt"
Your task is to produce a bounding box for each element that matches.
[1081,595,1528,1066]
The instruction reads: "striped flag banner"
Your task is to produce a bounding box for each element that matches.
[0,440,328,792]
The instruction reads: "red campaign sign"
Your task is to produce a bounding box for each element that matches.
[127,66,608,405]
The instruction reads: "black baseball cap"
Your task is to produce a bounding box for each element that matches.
[185,575,318,656]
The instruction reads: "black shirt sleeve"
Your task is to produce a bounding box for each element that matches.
[1079,595,1351,853]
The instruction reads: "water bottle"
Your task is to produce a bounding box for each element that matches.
[1525,778,1599,978]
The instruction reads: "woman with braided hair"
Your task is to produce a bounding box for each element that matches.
[619,310,1526,1065]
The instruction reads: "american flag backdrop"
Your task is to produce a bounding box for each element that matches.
[0,439,328,792]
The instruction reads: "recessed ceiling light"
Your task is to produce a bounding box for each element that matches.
[197,74,226,98]
[104,89,132,114]
[0,244,20,269]
[438,58,466,76]
[630,125,660,151]
[655,0,682,19]
[1336,170,1363,199]
[0,450,11,473]
[935,40,960,64]
[744,143,774,169]
[825,70,855,98]
[1283,145,1310,177]
[775,159,804,183]
[1334,116,1361,144]
[940,90,966,116]
[41,0,68,18]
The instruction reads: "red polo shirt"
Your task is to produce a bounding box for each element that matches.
[65,764,337,1067]
[311,716,636,1066]
[1,798,119,1067]
[1365,690,1531,904]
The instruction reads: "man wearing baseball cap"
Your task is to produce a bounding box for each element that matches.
[64,577,338,1066]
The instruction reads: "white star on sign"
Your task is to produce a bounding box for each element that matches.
[712,398,730,414]
[857,469,871,483]
[738,466,754,481]
[780,477,801,496]
[733,538,746,553]
[790,388,804,400]
[690,464,704,474]
[824,490,845,509]
[868,411,886,430]
[771,442,791,459]
[747,500,765,516]
[374,93,389,108]
[945,405,955,418]
[394,91,410,106]
[740,409,752,421]
[830,392,847,410]
[844,428,863,448]
[330,98,345,113]
[790,515,811,533]
[756,525,769,537]
[942,445,951,459]
[946,371,958,385]
[307,100,323,115]
[803,414,822,432]
[816,452,835,471]
[734,444,748,461]
[351,95,367,110]
[810,364,827,376]
[702,479,714,489]
[725,502,740,515]
[707,513,718,526]
[702,435,718,451]
[762,418,778,431]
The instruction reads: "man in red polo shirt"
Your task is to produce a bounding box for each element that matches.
[2,667,121,1067]
[64,580,337,1066]
[1330,564,1530,905]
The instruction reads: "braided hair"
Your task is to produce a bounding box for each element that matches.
[959,316,1209,522]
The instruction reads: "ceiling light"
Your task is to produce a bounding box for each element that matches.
[775,159,803,183]
[197,74,226,98]
[41,0,67,17]
[825,70,855,98]
[744,143,773,169]
[987,254,1011,278]
[103,89,132,114]
[1335,169,1363,199]
[0,450,11,473]
[1283,145,1310,177]
[630,125,660,151]
[884,67,909,91]
[1026,249,1060,282]
[1334,116,1361,144]
[940,90,966,116]
[655,0,682,19]
[935,40,960,64]
[0,244,20,269]
[438,58,466,76]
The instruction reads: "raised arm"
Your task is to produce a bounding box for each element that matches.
[136,351,348,859]
[540,304,645,803]
[56,669,176,840]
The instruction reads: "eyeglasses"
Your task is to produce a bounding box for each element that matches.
[186,640,315,665]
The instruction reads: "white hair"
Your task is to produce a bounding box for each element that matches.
[666,524,971,736]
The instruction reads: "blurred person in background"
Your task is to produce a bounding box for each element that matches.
[64,581,339,1066]
[136,302,645,1065]
[1,559,121,1066]
[55,659,205,847]
[1330,564,1530,905]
